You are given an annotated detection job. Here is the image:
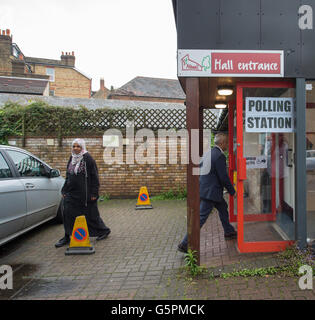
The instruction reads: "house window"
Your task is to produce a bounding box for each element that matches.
[49,90,55,96]
[46,68,55,82]
[12,46,19,58]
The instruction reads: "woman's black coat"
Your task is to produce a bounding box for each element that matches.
[61,152,100,206]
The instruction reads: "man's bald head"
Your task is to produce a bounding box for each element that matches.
[214,133,228,152]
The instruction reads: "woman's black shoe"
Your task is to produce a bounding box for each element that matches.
[177,243,188,253]
[96,230,111,241]
[224,231,237,239]
[55,236,70,248]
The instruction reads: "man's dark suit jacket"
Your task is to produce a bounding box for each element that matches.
[199,146,235,202]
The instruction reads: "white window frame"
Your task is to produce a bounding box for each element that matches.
[46,67,55,82]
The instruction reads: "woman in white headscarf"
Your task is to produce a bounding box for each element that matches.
[55,138,111,248]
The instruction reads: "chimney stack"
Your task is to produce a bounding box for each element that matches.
[0,28,11,39]
[61,51,75,67]
[0,28,13,63]
[100,78,105,90]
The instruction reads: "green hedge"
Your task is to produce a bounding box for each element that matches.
[0,101,218,145]
[0,101,138,144]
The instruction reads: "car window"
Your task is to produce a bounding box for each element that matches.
[0,153,13,178]
[6,150,47,177]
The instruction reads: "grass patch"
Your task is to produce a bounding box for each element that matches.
[220,266,279,279]
[275,244,315,277]
[220,244,315,279]
[183,249,207,278]
[98,194,110,202]
[177,244,314,281]
[151,186,187,200]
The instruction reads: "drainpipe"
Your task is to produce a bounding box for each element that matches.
[295,78,307,249]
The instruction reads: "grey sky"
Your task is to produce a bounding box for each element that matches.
[1,0,177,91]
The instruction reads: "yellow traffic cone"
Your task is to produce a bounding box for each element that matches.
[65,215,95,255]
[135,186,153,210]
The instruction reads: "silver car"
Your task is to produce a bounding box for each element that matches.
[307,150,315,171]
[0,145,64,246]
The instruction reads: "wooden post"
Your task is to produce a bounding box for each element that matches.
[186,78,200,265]
[199,107,204,157]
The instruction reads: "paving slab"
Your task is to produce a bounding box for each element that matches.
[0,199,313,300]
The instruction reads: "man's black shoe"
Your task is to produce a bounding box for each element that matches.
[55,236,70,248]
[96,230,111,241]
[224,231,237,239]
[177,243,188,253]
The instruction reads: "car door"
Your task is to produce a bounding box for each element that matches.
[0,151,27,242]
[6,149,59,228]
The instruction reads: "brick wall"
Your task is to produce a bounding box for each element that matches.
[9,136,188,198]
[34,65,91,98]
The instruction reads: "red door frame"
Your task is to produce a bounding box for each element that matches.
[236,81,295,253]
[228,101,236,222]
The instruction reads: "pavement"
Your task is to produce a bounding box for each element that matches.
[0,199,314,300]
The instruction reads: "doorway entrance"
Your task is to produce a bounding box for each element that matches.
[229,81,296,253]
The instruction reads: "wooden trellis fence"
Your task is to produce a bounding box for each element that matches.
[1,104,218,146]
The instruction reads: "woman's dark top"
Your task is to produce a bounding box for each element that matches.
[61,153,99,206]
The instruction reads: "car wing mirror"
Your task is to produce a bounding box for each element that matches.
[49,168,60,178]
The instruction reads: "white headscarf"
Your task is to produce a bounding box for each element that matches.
[71,138,88,174]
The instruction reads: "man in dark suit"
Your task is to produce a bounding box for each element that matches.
[178,133,237,253]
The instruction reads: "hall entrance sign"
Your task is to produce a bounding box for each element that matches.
[178,50,284,77]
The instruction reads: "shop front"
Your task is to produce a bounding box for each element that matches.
[172,0,314,261]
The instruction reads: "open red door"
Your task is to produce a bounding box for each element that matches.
[234,81,296,253]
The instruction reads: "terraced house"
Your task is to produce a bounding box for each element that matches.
[0,28,91,98]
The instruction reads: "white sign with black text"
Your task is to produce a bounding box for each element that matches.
[246,156,268,169]
[245,97,295,133]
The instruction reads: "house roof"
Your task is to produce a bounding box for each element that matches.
[0,93,187,110]
[24,57,92,80]
[25,56,65,67]
[109,76,186,100]
[0,76,49,95]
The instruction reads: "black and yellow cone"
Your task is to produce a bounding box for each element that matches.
[65,215,95,255]
[135,186,153,210]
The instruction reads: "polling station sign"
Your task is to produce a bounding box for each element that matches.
[245,97,295,133]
